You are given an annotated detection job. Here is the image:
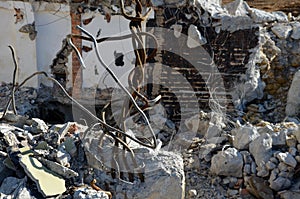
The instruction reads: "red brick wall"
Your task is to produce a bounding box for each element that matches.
[70,8,82,98]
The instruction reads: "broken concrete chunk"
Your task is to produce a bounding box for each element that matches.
[73,187,109,199]
[119,150,185,199]
[269,176,291,191]
[56,146,71,167]
[171,24,182,38]
[19,150,66,197]
[61,137,77,157]
[232,124,260,150]
[2,113,28,125]
[286,70,300,117]
[249,133,273,172]
[271,130,287,146]
[276,152,297,168]
[38,157,78,179]
[246,176,274,199]
[210,147,243,177]
[0,177,26,195]
[26,118,48,134]
[13,185,35,199]
[3,131,20,147]
[169,131,195,151]
[280,191,300,199]
[291,22,300,40]
[187,24,207,48]
[271,11,288,23]
[249,8,276,23]
[223,0,249,16]
[271,24,292,39]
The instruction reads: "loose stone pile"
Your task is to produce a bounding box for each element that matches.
[183,112,300,199]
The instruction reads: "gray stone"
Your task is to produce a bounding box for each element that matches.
[73,187,109,199]
[169,131,195,151]
[119,150,185,199]
[210,147,243,177]
[291,22,300,40]
[187,24,207,48]
[276,152,297,168]
[289,147,297,156]
[249,133,272,171]
[269,177,291,191]
[271,131,287,146]
[232,124,260,150]
[286,71,300,116]
[198,143,216,160]
[246,176,274,199]
[14,186,35,199]
[280,191,300,199]
[223,0,249,16]
[244,164,251,175]
[56,146,71,167]
[266,161,276,170]
[27,118,48,134]
[249,8,276,23]
[184,112,209,135]
[257,165,269,177]
[278,162,288,172]
[3,131,19,147]
[269,169,279,183]
[295,156,300,163]
[221,15,254,33]
[0,177,26,195]
[271,11,289,22]
[271,24,292,39]
[38,157,78,179]
[188,189,197,197]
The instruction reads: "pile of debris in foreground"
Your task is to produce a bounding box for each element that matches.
[1,106,300,199]
[184,112,300,199]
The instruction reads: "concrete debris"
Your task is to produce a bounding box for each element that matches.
[291,22,300,40]
[184,111,209,135]
[249,8,278,23]
[246,176,274,199]
[171,24,182,38]
[187,24,207,48]
[210,147,243,177]
[73,187,109,199]
[232,124,260,150]
[271,24,292,39]
[26,118,48,134]
[249,133,273,172]
[38,157,79,179]
[223,0,249,16]
[116,150,185,199]
[0,176,26,196]
[276,152,297,168]
[286,70,300,117]
[19,147,66,197]
[1,0,300,199]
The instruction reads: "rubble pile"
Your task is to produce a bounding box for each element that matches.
[1,0,300,199]
[0,108,185,199]
[183,113,300,199]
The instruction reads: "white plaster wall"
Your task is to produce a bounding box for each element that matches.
[81,13,135,89]
[0,0,37,87]
[0,1,138,89]
[33,2,71,87]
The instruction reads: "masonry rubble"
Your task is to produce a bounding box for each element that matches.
[1,0,300,198]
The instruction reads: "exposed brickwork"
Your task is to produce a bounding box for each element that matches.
[148,7,259,121]
[70,6,82,99]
